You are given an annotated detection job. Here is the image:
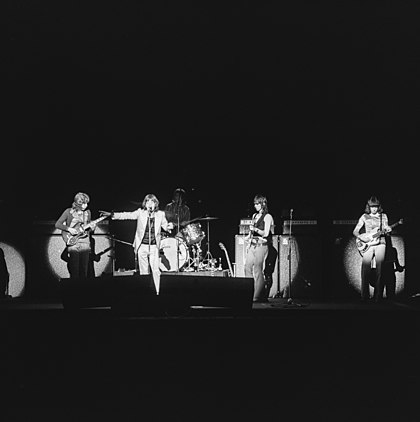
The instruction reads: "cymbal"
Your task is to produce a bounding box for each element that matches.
[198,216,219,221]
[181,217,201,226]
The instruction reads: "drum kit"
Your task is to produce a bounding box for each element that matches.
[159,216,220,273]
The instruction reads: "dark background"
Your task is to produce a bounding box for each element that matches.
[4,0,418,264]
[3,2,420,419]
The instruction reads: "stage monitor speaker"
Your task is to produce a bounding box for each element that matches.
[111,274,162,315]
[61,275,158,312]
[160,274,254,313]
[60,275,115,310]
[234,234,322,300]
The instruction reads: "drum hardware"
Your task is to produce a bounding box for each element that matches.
[198,216,219,269]
[181,242,200,272]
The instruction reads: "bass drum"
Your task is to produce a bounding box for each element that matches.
[159,237,189,272]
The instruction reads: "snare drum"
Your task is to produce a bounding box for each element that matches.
[159,237,189,272]
[182,223,205,246]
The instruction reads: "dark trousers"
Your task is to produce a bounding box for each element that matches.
[68,243,91,279]
[263,244,278,300]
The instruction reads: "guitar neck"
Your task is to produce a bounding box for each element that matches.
[85,214,109,230]
[372,220,402,239]
[219,244,234,277]
[226,253,234,277]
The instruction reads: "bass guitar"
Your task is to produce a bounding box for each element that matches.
[219,242,234,277]
[62,214,111,246]
[356,218,403,256]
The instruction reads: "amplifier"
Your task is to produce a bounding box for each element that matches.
[239,218,277,235]
[332,220,358,225]
[239,218,253,235]
[282,220,317,234]
[234,234,322,299]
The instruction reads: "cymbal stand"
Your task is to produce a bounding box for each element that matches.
[202,220,213,268]
[283,209,305,308]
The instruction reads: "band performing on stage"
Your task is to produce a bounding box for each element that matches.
[53,190,404,304]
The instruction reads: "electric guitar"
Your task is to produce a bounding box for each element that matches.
[247,215,257,252]
[219,242,234,277]
[356,218,403,256]
[61,214,111,246]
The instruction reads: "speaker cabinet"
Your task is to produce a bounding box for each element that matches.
[160,274,254,312]
[61,275,114,310]
[109,273,254,314]
[61,274,157,311]
[234,234,322,300]
[111,274,161,314]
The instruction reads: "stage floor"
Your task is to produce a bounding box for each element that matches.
[1,295,420,421]
[0,295,419,313]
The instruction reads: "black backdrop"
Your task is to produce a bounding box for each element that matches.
[4,0,418,274]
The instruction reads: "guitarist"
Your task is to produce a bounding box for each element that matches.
[244,194,275,303]
[353,196,392,303]
[55,192,97,279]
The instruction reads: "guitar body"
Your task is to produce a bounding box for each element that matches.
[61,214,110,247]
[356,219,403,256]
[62,223,89,247]
[356,235,380,256]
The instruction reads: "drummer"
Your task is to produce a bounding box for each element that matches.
[164,188,191,238]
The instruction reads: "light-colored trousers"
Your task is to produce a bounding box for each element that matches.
[137,244,161,294]
[361,243,386,301]
[245,244,268,301]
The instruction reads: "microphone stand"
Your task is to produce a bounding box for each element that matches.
[107,235,135,275]
[283,208,305,308]
[274,233,282,298]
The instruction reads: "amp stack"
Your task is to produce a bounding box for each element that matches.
[234,217,322,300]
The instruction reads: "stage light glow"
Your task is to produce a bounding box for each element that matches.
[343,235,405,296]
[46,224,113,279]
[0,242,25,297]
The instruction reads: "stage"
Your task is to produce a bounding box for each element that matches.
[1,293,420,421]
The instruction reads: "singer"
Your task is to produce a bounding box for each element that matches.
[111,194,174,294]
[244,194,275,303]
